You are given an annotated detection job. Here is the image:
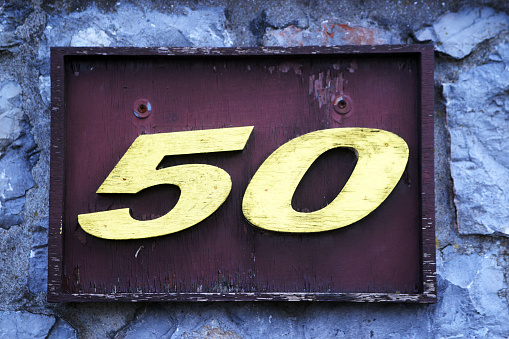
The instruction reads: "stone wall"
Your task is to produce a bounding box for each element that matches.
[1,0,508,337]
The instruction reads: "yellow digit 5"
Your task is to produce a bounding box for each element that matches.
[78,126,253,240]
[242,128,409,233]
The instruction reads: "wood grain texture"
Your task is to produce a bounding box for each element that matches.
[243,128,408,232]
[419,45,436,302]
[79,127,253,239]
[48,45,435,303]
[48,49,65,299]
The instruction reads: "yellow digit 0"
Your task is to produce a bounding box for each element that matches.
[242,128,409,233]
[78,126,253,240]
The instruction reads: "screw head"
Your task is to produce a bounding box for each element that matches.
[133,99,152,118]
[333,95,352,115]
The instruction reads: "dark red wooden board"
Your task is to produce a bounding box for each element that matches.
[49,46,435,302]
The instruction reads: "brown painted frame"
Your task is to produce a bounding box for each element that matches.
[48,45,435,302]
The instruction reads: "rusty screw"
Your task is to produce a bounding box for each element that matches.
[333,95,352,115]
[133,99,152,118]
[138,104,148,113]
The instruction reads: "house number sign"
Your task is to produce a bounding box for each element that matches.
[79,127,408,239]
[49,46,436,302]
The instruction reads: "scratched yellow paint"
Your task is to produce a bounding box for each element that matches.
[242,128,409,233]
[78,126,253,240]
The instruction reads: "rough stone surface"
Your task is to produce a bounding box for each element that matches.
[416,7,509,59]
[133,303,433,338]
[38,75,50,107]
[0,117,39,230]
[0,31,21,53]
[438,245,509,333]
[0,80,23,150]
[110,303,435,338]
[0,311,55,339]
[41,4,230,50]
[432,276,486,338]
[1,1,509,338]
[444,42,509,235]
[70,27,113,47]
[114,305,176,338]
[61,303,138,338]
[264,21,401,47]
[48,318,78,339]
[28,217,48,293]
[15,10,46,41]
[0,5,28,53]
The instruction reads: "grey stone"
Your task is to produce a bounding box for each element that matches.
[174,320,241,338]
[0,5,26,52]
[249,6,309,44]
[0,80,23,150]
[0,5,42,52]
[438,246,483,289]
[437,245,509,335]
[416,7,509,59]
[60,303,138,339]
[28,217,48,293]
[169,302,433,338]
[0,224,31,307]
[469,262,509,323]
[15,10,46,41]
[0,3,32,32]
[444,42,509,235]
[0,31,21,53]
[42,4,230,49]
[28,245,47,292]
[70,27,113,47]
[48,318,78,339]
[171,306,243,338]
[299,305,431,338]
[0,311,55,339]
[115,305,176,339]
[432,276,486,338]
[38,76,50,107]
[0,117,39,230]
[264,2,308,29]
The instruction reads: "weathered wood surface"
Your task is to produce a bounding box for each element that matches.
[49,46,435,302]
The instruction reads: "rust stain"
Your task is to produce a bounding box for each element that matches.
[321,22,382,45]
[277,25,305,47]
[265,22,383,47]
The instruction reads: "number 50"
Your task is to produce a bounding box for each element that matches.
[78,126,408,240]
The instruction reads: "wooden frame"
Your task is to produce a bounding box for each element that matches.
[49,45,435,302]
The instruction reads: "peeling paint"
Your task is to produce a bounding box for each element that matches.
[308,70,344,108]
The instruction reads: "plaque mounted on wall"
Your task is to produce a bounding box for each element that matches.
[49,45,435,302]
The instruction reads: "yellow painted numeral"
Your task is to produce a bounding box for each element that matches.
[79,127,409,239]
[242,128,409,233]
[78,126,254,240]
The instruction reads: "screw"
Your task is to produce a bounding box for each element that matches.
[333,95,352,115]
[138,104,147,113]
[133,99,152,118]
